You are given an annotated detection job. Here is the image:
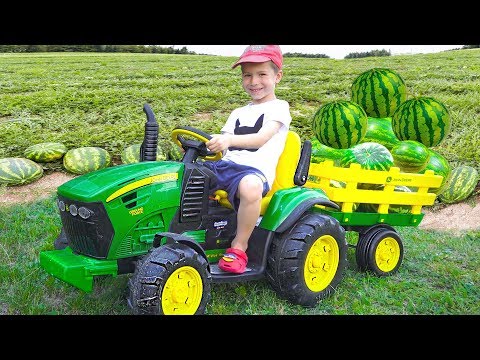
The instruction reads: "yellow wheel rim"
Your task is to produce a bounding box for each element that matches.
[304,235,339,292]
[161,266,203,315]
[374,236,400,273]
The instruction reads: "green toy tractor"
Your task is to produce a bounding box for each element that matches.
[40,104,348,315]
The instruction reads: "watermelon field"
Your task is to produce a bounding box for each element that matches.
[0,49,479,315]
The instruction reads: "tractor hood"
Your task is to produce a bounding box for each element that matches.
[57,161,183,202]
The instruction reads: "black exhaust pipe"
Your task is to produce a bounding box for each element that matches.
[140,103,159,162]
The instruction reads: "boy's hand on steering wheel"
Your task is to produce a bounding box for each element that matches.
[206,134,232,153]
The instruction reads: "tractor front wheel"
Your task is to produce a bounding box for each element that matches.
[128,242,211,315]
[266,213,348,308]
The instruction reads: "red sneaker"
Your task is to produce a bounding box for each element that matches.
[218,248,248,274]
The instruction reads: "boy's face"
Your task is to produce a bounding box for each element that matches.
[240,62,283,104]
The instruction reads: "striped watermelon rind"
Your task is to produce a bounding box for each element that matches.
[391,97,451,147]
[63,147,111,175]
[438,165,478,204]
[121,143,167,164]
[0,157,44,186]
[351,68,407,118]
[360,117,400,150]
[312,100,368,149]
[358,185,413,214]
[310,138,347,165]
[24,142,68,163]
[391,140,430,173]
[340,142,394,171]
[419,149,451,194]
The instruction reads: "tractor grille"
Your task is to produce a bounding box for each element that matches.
[181,169,207,222]
[58,196,114,259]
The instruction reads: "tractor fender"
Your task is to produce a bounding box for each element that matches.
[259,187,339,233]
[153,232,209,265]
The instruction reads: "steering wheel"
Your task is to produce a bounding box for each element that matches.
[171,126,223,161]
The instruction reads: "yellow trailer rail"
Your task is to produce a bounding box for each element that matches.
[306,160,443,227]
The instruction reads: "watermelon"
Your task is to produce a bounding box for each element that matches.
[438,165,478,204]
[340,142,394,171]
[391,97,451,147]
[63,147,111,175]
[351,68,407,118]
[24,142,68,163]
[419,149,451,194]
[0,157,44,186]
[121,143,167,164]
[358,185,413,214]
[312,100,368,149]
[160,139,184,161]
[360,117,400,150]
[310,138,347,165]
[391,140,430,173]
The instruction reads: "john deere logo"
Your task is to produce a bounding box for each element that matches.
[386,176,392,183]
[386,176,412,183]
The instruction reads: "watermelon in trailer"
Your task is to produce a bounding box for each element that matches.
[24,142,68,163]
[312,100,368,149]
[351,68,407,118]
[391,97,451,147]
[0,157,44,186]
[63,147,111,175]
[419,149,451,194]
[340,142,394,171]
[391,140,430,173]
[310,138,347,165]
[361,117,400,150]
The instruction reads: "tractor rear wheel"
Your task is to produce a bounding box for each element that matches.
[356,225,403,276]
[266,212,348,308]
[128,242,211,315]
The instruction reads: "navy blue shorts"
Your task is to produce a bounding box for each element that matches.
[202,160,269,212]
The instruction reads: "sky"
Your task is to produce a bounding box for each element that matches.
[162,45,463,60]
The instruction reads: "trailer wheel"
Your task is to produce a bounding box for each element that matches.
[266,213,347,308]
[356,226,403,276]
[128,242,211,315]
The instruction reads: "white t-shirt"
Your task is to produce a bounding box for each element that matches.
[221,99,292,187]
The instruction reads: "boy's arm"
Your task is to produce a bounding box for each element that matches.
[206,121,283,153]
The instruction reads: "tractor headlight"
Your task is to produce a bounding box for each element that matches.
[78,206,92,219]
[57,200,65,212]
[69,204,78,216]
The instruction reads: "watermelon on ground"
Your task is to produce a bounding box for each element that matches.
[0,157,44,186]
[63,147,111,175]
[360,117,400,150]
[312,100,368,149]
[121,143,167,164]
[391,97,451,147]
[351,68,407,118]
[340,142,394,171]
[438,165,478,204]
[24,142,68,163]
[391,140,430,173]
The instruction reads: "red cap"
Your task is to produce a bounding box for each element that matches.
[232,45,283,70]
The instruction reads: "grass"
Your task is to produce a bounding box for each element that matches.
[0,50,479,315]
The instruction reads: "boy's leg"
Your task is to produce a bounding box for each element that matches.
[230,174,264,252]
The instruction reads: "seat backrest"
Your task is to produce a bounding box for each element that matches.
[265,130,302,197]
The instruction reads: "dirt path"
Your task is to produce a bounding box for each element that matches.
[1,172,479,233]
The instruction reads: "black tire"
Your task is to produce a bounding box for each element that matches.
[266,212,348,308]
[128,242,211,315]
[356,226,403,276]
[53,227,68,250]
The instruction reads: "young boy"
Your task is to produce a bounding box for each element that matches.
[203,45,292,274]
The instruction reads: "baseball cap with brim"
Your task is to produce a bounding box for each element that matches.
[232,45,283,69]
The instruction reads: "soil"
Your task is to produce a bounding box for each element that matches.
[1,172,479,234]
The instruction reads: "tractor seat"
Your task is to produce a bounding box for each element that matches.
[212,131,302,215]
